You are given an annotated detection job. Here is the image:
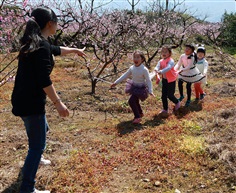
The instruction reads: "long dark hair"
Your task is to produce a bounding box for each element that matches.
[19,7,57,56]
[185,43,197,64]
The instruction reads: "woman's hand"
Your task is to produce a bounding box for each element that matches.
[55,101,69,117]
[76,47,87,57]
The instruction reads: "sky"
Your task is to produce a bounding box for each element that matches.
[99,0,236,22]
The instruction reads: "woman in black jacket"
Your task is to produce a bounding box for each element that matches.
[11,7,86,193]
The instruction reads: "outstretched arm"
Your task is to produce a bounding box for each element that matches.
[60,47,86,57]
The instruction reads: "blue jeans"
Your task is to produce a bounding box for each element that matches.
[20,114,48,193]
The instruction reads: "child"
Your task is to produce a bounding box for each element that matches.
[174,44,205,107]
[111,50,154,124]
[154,45,180,113]
[194,46,208,101]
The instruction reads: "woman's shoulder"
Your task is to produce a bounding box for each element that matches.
[36,39,51,52]
[39,39,50,47]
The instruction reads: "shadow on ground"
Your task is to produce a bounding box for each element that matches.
[174,100,203,119]
[116,113,166,136]
[2,168,22,193]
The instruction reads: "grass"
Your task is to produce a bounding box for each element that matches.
[0,52,236,193]
[179,135,205,156]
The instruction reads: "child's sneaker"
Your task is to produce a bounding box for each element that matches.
[200,93,206,100]
[174,101,181,111]
[40,156,51,165]
[160,110,168,114]
[185,100,191,107]
[132,118,141,124]
[178,95,185,102]
[31,189,50,193]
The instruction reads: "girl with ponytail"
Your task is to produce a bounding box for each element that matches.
[11,7,86,193]
[174,43,205,107]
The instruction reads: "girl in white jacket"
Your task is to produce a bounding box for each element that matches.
[194,46,208,101]
[174,44,205,107]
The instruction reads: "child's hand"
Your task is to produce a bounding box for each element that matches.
[110,83,116,88]
[149,93,155,97]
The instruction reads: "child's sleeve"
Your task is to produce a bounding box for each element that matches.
[203,60,208,75]
[144,68,153,94]
[174,56,182,71]
[160,59,175,74]
[114,67,132,84]
[154,61,161,71]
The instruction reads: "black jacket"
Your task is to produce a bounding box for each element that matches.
[11,39,61,116]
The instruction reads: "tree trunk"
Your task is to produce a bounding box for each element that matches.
[132,0,135,13]
[166,0,169,10]
[91,79,97,94]
[113,64,117,73]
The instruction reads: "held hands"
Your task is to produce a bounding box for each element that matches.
[177,70,183,74]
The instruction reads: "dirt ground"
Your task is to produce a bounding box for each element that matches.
[0,52,236,193]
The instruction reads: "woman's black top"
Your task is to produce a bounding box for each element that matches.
[11,39,61,116]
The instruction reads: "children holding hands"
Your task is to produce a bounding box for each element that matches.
[111,44,207,124]
[174,44,205,107]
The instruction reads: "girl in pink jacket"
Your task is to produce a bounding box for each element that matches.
[154,45,180,114]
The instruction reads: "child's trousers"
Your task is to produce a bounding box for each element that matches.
[128,94,143,118]
[162,78,179,110]
[178,79,192,101]
[194,82,204,99]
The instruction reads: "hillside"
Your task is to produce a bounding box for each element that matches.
[0,51,235,193]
